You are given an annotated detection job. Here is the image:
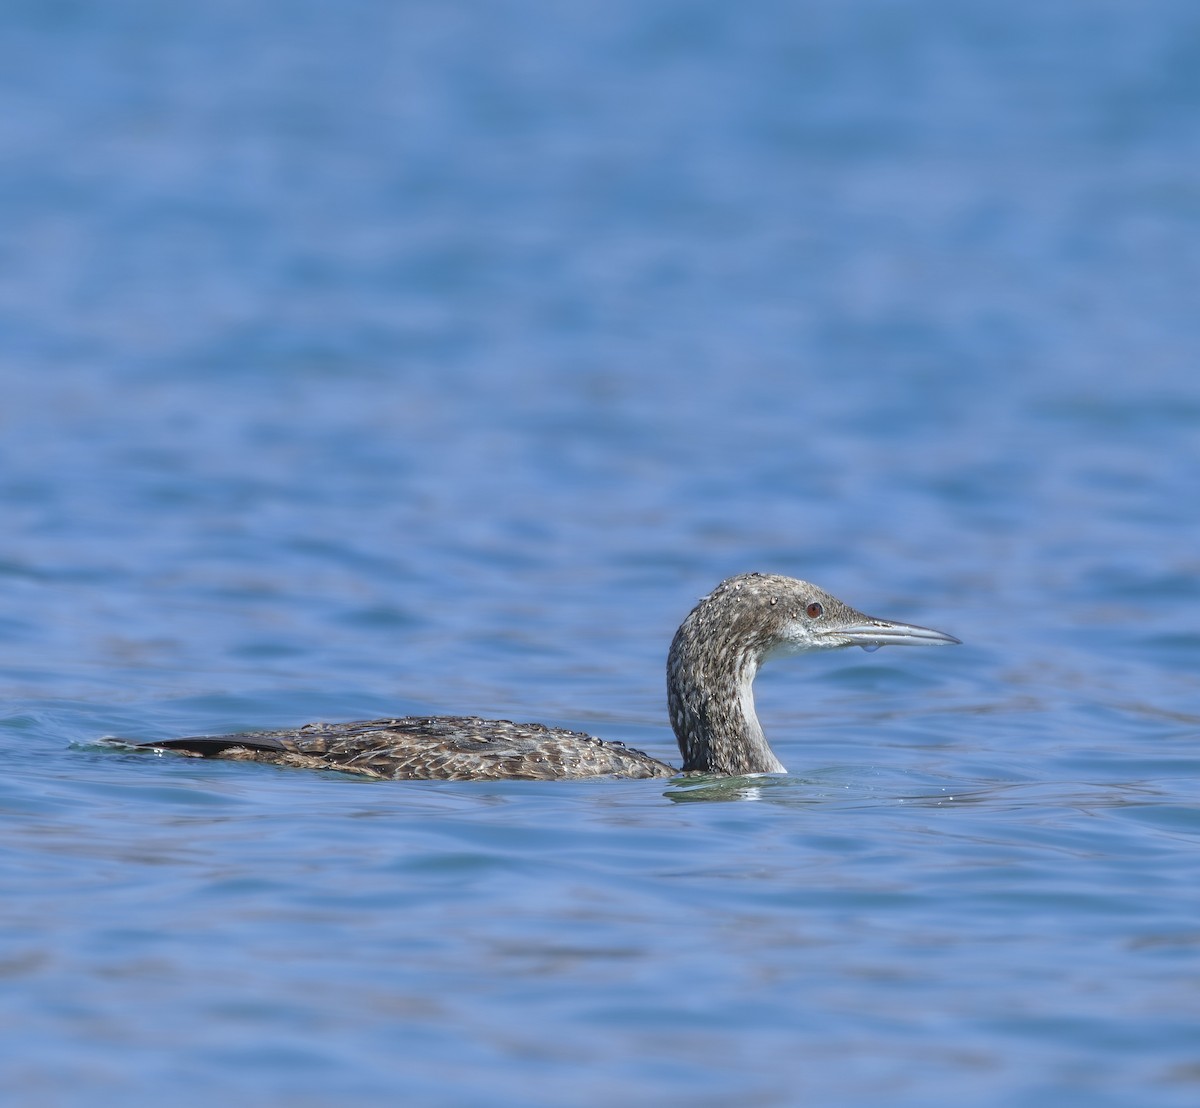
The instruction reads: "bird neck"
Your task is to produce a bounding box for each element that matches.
[667,636,787,776]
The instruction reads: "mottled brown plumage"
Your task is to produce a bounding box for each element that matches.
[128,573,959,781]
[148,715,674,780]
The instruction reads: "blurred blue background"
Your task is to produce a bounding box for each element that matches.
[2,1,1199,1105]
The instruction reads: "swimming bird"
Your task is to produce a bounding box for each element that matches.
[128,573,959,781]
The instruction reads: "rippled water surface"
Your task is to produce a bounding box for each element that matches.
[3,1,1199,1105]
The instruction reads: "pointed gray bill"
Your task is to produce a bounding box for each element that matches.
[832,618,962,653]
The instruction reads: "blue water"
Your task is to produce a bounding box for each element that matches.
[3,1,1200,1104]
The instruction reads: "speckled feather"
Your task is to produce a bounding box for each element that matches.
[148,715,675,780]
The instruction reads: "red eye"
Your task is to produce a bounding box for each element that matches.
[806,601,823,619]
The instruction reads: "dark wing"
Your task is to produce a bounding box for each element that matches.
[144,733,291,756]
[137,716,675,781]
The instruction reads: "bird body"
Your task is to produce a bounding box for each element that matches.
[130,573,959,781]
[146,715,675,780]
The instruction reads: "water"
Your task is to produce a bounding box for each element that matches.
[2,0,1199,1104]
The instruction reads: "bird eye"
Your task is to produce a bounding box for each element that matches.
[806,601,823,619]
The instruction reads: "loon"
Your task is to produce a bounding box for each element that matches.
[129,573,959,781]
